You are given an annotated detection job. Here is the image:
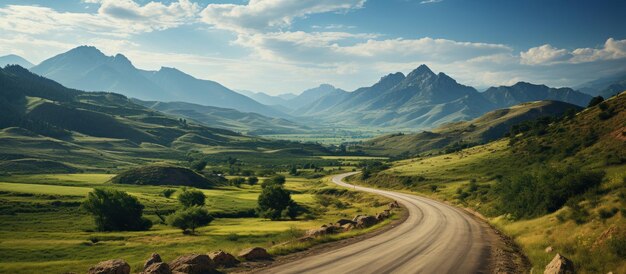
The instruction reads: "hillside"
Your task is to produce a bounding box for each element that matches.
[0,55,34,68]
[30,46,287,118]
[356,100,582,157]
[355,91,626,273]
[110,165,225,188]
[482,82,592,108]
[0,65,328,174]
[132,99,310,135]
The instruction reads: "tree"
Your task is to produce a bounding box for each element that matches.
[178,189,206,208]
[190,159,207,172]
[261,175,286,188]
[587,96,604,108]
[289,166,298,176]
[229,177,245,187]
[247,176,259,185]
[257,185,295,220]
[82,188,152,231]
[167,206,213,234]
[162,188,176,198]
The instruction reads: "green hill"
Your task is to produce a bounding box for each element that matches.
[356,92,626,273]
[110,165,224,188]
[357,100,581,157]
[0,65,329,174]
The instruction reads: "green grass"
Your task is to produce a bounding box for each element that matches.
[0,172,393,274]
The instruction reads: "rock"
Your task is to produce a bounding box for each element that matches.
[306,225,341,237]
[208,250,239,267]
[544,253,575,274]
[389,201,400,209]
[88,259,131,274]
[169,254,214,274]
[354,215,378,229]
[336,219,355,226]
[142,262,172,274]
[376,210,391,221]
[340,223,354,231]
[144,253,163,270]
[238,247,271,261]
[352,215,363,222]
[545,246,553,253]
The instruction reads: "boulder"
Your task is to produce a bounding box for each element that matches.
[389,201,400,209]
[336,219,355,226]
[544,253,575,274]
[169,254,214,274]
[354,215,378,229]
[376,210,391,221]
[144,253,163,270]
[545,246,553,253]
[238,247,271,261]
[340,223,355,231]
[88,259,131,274]
[208,250,239,267]
[142,262,172,274]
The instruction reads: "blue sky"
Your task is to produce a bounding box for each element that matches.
[0,0,625,94]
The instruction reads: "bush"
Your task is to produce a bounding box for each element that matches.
[81,188,152,231]
[495,167,604,219]
[598,207,618,219]
[587,96,604,108]
[247,176,259,185]
[178,189,206,208]
[229,177,245,187]
[261,175,286,188]
[257,185,296,220]
[162,189,176,198]
[167,206,213,234]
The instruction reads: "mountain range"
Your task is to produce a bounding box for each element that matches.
[30,46,287,118]
[9,46,623,132]
[0,54,33,68]
[286,65,593,129]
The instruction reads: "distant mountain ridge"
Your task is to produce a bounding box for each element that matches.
[30,46,288,118]
[482,82,592,108]
[0,54,34,68]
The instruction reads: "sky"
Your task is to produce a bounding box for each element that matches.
[0,0,625,95]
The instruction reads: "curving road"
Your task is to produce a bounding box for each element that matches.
[262,172,494,274]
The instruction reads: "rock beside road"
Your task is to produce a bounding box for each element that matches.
[144,253,163,270]
[238,247,272,261]
[354,215,378,229]
[169,254,215,274]
[142,262,171,274]
[209,250,239,267]
[88,259,131,274]
[544,253,575,274]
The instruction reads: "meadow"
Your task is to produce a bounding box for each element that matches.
[0,172,393,273]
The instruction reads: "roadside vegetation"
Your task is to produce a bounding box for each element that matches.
[350,93,626,273]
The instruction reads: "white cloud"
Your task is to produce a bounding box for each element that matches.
[420,0,443,4]
[200,0,365,33]
[0,1,199,37]
[521,38,626,65]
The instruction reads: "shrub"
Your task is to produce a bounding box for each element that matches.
[257,185,296,220]
[162,189,176,198]
[229,177,245,187]
[587,96,604,108]
[226,233,239,241]
[598,207,618,219]
[495,167,604,219]
[81,188,152,231]
[178,189,206,208]
[247,176,259,185]
[167,206,213,234]
[261,175,286,188]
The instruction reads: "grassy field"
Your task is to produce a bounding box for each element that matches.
[350,138,626,273]
[0,172,392,274]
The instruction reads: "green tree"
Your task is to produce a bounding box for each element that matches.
[229,177,245,187]
[167,206,213,234]
[161,188,176,198]
[257,185,295,220]
[178,189,206,208]
[247,176,259,185]
[261,175,286,188]
[587,96,604,108]
[82,188,152,231]
[289,166,298,176]
[190,159,207,172]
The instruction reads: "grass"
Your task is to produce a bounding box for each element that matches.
[0,172,393,274]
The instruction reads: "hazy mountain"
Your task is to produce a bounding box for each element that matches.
[574,71,626,96]
[0,54,34,68]
[297,65,495,129]
[236,90,290,106]
[30,46,288,118]
[482,82,592,108]
[132,99,309,135]
[356,100,582,157]
[288,84,348,110]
